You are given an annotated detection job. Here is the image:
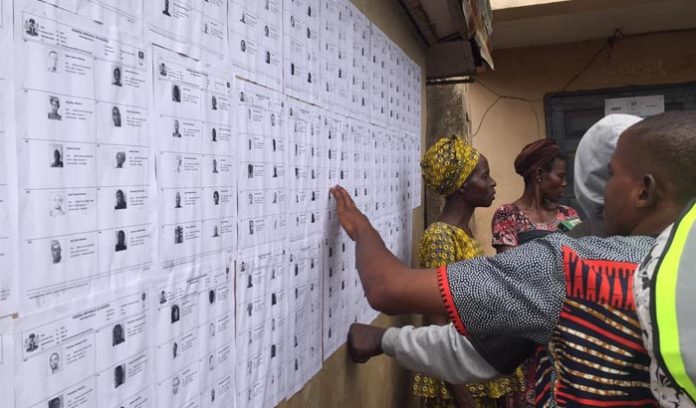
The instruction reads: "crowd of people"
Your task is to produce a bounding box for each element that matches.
[332,111,696,407]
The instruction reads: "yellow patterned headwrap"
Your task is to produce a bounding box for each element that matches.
[421,136,479,196]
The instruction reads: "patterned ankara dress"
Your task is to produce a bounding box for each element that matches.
[413,222,526,408]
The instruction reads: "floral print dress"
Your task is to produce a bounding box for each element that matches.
[491,204,578,249]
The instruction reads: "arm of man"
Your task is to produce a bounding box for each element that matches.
[330,186,444,316]
[348,323,534,381]
[382,324,501,384]
[331,186,566,344]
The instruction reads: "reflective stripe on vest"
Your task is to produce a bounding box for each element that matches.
[652,198,696,404]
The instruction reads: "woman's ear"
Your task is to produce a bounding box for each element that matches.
[535,167,544,183]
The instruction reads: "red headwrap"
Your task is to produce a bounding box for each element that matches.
[514,139,561,179]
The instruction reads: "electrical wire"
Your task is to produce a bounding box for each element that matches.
[470,95,501,138]
[560,29,622,91]
[470,82,541,139]
[470,30,623,139]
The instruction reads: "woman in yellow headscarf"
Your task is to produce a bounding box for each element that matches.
[414,136,524,408]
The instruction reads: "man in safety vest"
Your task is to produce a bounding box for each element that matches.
[636,198,696,407]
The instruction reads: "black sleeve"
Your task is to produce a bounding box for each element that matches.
[467,333,535,376]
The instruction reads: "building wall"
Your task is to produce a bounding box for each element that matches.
[467,29,696,254]
[280,1,427,407]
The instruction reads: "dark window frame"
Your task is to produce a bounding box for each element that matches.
[544,81,696,218]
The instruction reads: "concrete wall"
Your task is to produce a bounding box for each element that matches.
[280,1,427,407]
[466,29,696,255]
[424,84,469,226]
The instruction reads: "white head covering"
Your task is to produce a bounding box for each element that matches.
[574,114,643,229]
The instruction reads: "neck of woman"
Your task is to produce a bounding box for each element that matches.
[518,183,558,213]
[438,196,475,234]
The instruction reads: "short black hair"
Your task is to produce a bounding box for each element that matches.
[624,111,696,202]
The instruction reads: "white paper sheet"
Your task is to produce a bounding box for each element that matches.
[319,0,351,111]
[73,0,143,35]
[387,41,398,128]
[336,113,359,214]
[28,0,78,13]
[413,60,423,133]
[322,231,354,360]
[235,78,292,406]
[0,0,17,316]
[604,95,665,117]
[235,242,287,408]
[153,255,236,408]
[229,0,284,91]
[286,237,322,396]
[0,317,15,407]
[393,47,411,132]
[403,131,416,209]
[387,131,403,213]
[369,24,389,127]
[286,100,329,242]
[27,0,142,37]
[153,45,237,271]
[334,111,356,193]
[412,131,422,209]
[14,283,153,408]
[283,0,321,104]
[145,0,228,62]
[394,48,405,130]
[319,108,343,194]
[14,0,155,313]
[236,79,287,250]
[403,55,416,133]
[392,131,410,213]
[347,3,371,121]
[403,60,414,130]
[371,125,389,219]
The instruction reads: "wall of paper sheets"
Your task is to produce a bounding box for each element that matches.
[0,1,422,407]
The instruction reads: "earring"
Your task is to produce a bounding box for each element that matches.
[537,178,542,183]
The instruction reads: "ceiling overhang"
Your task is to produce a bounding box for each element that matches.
[399,0,494,80]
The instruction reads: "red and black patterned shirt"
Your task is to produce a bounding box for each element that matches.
[438,234,658,407]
